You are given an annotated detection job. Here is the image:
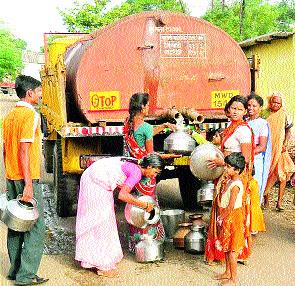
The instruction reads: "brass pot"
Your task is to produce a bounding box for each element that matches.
[189,213,206,227]
[173,222,192,249]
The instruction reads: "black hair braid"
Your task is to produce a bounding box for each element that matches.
[128,110,137,136]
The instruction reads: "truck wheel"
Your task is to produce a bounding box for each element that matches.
[53,139,80,217]
[177,166,202,211]
[43,139,54,173]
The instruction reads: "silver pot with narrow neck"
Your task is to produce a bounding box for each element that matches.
[2,195,39,232]
[197,181,214,206]
[164,129,196,155]
[190,143,224,180]
[184,224,206,254]
[135,234,164,263]
[124,196,160,229]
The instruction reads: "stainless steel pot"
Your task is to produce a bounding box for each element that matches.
[125,196,160,229]
[2,195,39,232]
[164,130,196,155]
[184,224,206,254]
[160,209,185,239]
[197,181,214,206]
[0,192,8,220]
[190,143,224,180]
[135,234,164,262]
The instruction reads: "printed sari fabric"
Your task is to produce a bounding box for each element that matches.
[205,121,254,263]
[219,208,245,253]
[205,176,227,263]
[123,120,165,252]
[266,109,295,185]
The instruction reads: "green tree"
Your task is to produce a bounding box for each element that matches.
[60,0,188,33]
[277,0,295,30]
[0,22,26,80]
[203,0,294,41]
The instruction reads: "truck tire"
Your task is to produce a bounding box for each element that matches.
[53,139,80,217]
[177,166,202,211]
[43,140,54,174]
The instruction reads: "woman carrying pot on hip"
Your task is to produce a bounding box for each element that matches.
[123,92,179,252]
[206,95,255,265]
[75,153,164,278]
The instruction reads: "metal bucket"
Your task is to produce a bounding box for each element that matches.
[160,209,185,239]
[2,195,39,232]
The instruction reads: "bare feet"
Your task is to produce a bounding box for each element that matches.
[237,259,248,266]
[97,269,119,278]
[275,205,284,212]
[219,279,237,286]
[263,194,269,209]
[206,260,217,266]
[214,272,231,280]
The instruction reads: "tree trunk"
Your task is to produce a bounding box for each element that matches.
[221,0,226,10]
[178,0,187,13]
[240,0,246,39]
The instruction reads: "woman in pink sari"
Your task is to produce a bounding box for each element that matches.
[75,154,164,278]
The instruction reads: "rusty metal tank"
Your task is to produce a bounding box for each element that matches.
[64,12,251,124]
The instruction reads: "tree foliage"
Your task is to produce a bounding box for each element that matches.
[0,22,26,81]
[60,0,295,41]
[203,0,295,41]
[60,0,187,32]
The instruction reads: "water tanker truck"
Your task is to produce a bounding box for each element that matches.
[40,11,251,217]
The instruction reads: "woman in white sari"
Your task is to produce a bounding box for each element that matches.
[247,94,272,204]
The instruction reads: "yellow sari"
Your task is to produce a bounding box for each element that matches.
[266,108,295,185]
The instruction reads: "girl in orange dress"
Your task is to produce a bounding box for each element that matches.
[215,152,246,286]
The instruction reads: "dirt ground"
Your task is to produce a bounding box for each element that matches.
[0,178,294,286]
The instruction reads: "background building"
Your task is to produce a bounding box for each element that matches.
[240,31,295,126]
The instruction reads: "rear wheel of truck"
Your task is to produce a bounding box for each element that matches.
[43,139,55,173]
[53,139,80,217]
[177,166,202,211]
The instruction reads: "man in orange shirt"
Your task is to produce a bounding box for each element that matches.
[3,75,48,285]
